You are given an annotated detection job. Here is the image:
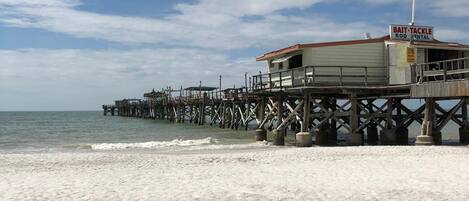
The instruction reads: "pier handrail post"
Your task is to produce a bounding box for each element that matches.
[268,72,272,90]
[199,80,202,99]
[364,67,368,87]
[219,75,222,98]
[304,66,307,87]
[255,76,258,90]
[259,71,263,90]
[252,76,256,91]
[302,92,310,132]
[279,71,283,89]
[339,67,343,86]
[312,67,316,85]
[420,64,424,83]
[244,72,248,93]
[291,69,295,88]
[443,62,448,82]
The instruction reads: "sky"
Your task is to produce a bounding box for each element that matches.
[0,0,469,111]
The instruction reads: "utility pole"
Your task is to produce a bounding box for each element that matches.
[411,0,416,26]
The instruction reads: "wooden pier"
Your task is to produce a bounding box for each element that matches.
[103,57,469,146]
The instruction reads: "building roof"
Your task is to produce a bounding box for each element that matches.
[256,35,469,61]
[411,40,469,50]
[144,90,165,98]
[256,35,390,61]
[184,86,218,91]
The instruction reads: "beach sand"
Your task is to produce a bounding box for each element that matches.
[1,146,469,201]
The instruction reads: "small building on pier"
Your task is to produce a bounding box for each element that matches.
[256,25,469,88]
[251,24,469,146]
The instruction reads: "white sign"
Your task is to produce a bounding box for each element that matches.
[389,24,434,41]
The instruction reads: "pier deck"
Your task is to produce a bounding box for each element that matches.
[103,57,469,146]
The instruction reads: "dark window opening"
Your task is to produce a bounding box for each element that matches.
[288,54,303,69]
[269,61,274,68]
[428,49,459,63]
[428,49,460,71]
[279,62,283,70]
[427,49,464,81]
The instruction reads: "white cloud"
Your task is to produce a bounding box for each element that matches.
[0,48,256,83]
[1,0,467,110]
[429,0,469,17]
[0,0,381,50]
[435,29,469,42]
[357,0,469,18]
[174,0,323,17]
[357,0,406,5]
[0,48,259,110]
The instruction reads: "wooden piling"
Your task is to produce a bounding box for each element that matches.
[273,95,285,146]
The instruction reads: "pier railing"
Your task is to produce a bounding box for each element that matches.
[166,89,247,102]
[251,65,388,90]
[413,57,469,83]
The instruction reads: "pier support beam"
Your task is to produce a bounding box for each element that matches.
[460,127,469,145]
[348,94,363,146]
[365,100,378,145]
[272,95,285,146]
[366,124,379,145]
[255,97,267,141]
[397,128,409,145]
[296,92,312,147]
[255,129,267,142]
[199,93,207,125]
[460,98,469,144]
[380,98,398,145]
[316,97,330,146]
[272,129,285,146]
[316,128,329,146]
[395,99,409,145]
[416,98,436,146]
[328,98,338,145]
[221,102,226,128]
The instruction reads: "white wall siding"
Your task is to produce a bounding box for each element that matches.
[303,42,386,85]
[303,42,385,67]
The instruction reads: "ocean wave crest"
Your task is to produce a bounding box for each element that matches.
[88,137,218,150]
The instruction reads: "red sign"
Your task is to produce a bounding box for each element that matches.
[390,24,434,41]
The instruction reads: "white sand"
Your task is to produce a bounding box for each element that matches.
[1,146,469,201]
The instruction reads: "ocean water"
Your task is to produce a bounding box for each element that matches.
[0,111,462,153]
[0,111,257,153]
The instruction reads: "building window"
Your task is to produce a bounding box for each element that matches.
[269,61,274,68]
[279,62,283,70]
[289,54,303,69]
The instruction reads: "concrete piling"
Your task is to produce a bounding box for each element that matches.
[296,132,313,147]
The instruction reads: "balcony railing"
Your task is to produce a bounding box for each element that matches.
[251,65,388,90]
[413,57,469,83]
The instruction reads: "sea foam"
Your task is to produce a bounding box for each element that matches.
[89,137,218,150]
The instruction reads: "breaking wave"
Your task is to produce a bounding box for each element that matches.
[87,137,219,150]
